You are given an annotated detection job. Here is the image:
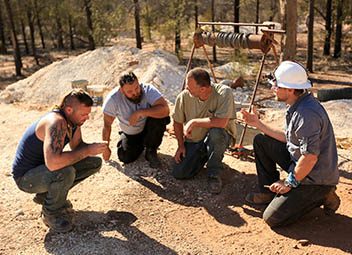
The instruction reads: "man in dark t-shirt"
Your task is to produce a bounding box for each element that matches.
[12,89,107,233]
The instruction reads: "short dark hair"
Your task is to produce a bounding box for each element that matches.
[119,72,137,87]
[187,68,211,87]
[58,89,93,109]
[293,89,305,96]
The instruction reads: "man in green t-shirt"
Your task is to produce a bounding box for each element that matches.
[172,68,237,194]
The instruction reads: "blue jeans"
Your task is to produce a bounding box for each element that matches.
[172,128,231,179]
[254,133,335,227]
[15,157,102,214]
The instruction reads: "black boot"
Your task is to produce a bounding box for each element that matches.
[323,188,340,215]
[42,209,73,233]
[34,193,74,213]
[145,148,162,169]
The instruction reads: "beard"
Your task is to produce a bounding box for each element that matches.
[126,89,143,104]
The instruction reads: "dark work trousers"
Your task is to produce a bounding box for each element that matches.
[117,116,170,164]
[15,157,102,215]
[254,133,335,227]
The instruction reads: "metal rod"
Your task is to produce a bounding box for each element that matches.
[202,45,218,83]
[261,28,286,34]
[238,53,267,147]
[181,44,196,91]
[198,22,272,28]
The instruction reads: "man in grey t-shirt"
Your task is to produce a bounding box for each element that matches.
[102,72,170,168]
[241,61,340,227]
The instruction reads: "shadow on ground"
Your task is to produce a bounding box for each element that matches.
[108,152,258,228]
[44,210,177,255]
[273,208,352,253]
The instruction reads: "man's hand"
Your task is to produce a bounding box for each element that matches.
[87,142,108,156]
[174,145,186,163]
[269,180,291,194]
[103,147,111,161]
[240,107,260,128]
[184,119,196,138]
[129,111,144,126]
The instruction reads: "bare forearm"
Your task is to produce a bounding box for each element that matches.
[102,125,111,146]
[256,121,286,143]
[139,104,169,119]
[294,154,318,181]
[173,122,185,146]
[46,147,89,171]
[190,117,228,129]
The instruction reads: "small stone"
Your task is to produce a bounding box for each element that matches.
[15,209,24,217]
[298,239,309,246]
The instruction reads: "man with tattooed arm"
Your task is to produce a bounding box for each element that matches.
[12,89,107,232]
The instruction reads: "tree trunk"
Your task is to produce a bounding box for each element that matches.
[34,0,45,49]
[269,0,278,21]
[144,4,152,41]
[333,0,343,58]
[255,0,259,34]
[0,1,7,54]
[323,0,332,55]
[280,0,297,60]
[83,0,95,50]
[307,0,314,72]
[54,3,64,50]
[174,4,181,55]
[233,0,239,33]
[194,0,198,29]
[211,0,217,62]
[25,4,39,65]
[68,15,75,50]
[4,0,22,76]
[20,18,29,54]
[134,0,142,49]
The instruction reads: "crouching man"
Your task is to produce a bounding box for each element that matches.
[12,89,107,232]
[172,68,237,194]
[241,61,340,227]
[102,72,170,168]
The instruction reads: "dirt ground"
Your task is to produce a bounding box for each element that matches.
[1,36,352,255]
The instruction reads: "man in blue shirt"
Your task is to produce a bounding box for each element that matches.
[102,72,170,168]
[13,89,108,232]
[241,61,340,227]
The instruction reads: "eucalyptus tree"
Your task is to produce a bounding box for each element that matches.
[3,0,22,76]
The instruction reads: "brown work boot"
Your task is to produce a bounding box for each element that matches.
[323,188,340,215]
[34,194,74,214]
[207,176,223,194]
[145,148,162,169]
[42,211,73,233]
[245,192,275,205]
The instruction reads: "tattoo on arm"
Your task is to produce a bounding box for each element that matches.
[49,122,66,153]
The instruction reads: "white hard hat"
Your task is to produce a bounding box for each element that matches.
[269,61,311,89]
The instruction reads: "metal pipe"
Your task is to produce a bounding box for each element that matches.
[238,53,267,147]
[198,21,272,28]
[195,31,272,53]
[202,45,218,83]
[181,44,196,91]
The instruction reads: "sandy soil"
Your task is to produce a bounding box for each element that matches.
[0,101,351,255]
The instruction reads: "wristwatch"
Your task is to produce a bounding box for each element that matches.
[284,172,300,188]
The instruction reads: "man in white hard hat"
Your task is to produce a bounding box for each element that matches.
[241,61,340,227]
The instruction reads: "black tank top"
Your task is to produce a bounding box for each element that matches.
[12,109,76,179]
